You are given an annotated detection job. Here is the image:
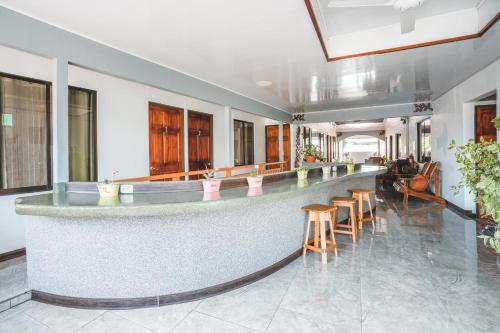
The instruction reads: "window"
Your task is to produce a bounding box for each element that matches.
[395,133,401,159]
[233,119,254,166]
[69,86,97,182]
[417,118,431,162]
[0,73,51,195]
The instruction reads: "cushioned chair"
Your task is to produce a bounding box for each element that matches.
[393,162,445,205]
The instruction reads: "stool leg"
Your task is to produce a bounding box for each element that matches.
[350,205,357,242]
[319,213,328,264]
[333,207,339,231]
[314,212,320,248]
[358,192,363,230]
[303,213,312,256]
[328,214,337,256]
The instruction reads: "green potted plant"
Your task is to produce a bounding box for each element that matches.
[296,166,309,180]
[97,170,120,198]
[449,117,500,253]
[202,167,221,192]
[303,144,317,163]
[246,167,263,188]
[344,154,355,174]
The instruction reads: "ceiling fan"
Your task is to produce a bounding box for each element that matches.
[327,0,425,34]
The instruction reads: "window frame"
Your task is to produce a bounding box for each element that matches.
[68,85,98,182]
[0,72,52,196]
[233,119,254,166]
[417,117,432,163]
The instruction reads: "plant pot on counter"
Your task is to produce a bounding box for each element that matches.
[246,175,263,188]
[297,169,308,180]
[97,183,120,198]
[202,179,222,193]
[304,155,316,163]
[347,164,355,174]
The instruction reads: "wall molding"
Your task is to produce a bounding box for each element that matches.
[304,0,500,62]
[0,248,26,262]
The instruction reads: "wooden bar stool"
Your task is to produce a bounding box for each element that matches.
[302,204,338,264]
[349,188,375,230]
[331,197,358,242]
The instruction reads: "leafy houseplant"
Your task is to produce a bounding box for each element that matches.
[296,166,309,180]
[449,117,500,253]
[303,144,318,163]
[202,167,221,193]
[97,170,120,198]
[246,167,263,188]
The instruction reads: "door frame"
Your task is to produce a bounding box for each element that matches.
[187,110,213,170]
[148,102,184,176]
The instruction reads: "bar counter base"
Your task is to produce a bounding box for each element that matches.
[31,249,302,310]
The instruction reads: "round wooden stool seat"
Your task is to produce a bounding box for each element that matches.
[301,204,338,264]
[302,204,336,212]
[348,188,375,231]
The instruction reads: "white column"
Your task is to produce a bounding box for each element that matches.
[51,57,69,191]
[183,108,189,172]
[278,122,284,162]
[223,106,234,167]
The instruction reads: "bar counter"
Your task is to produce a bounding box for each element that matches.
[16,166,385,309]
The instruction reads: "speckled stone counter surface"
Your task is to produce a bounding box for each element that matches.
[16,167,384,307]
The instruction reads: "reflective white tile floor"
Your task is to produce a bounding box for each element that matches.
[0,191,499,333]
[0,256,28,304]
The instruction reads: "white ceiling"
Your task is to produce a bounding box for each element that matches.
[0,0,498,114]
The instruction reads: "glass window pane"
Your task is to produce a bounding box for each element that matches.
[69,87,96,182]
[233,120,254,166]
[1,76,48,191]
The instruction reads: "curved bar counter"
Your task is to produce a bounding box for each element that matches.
[16,166,385,309]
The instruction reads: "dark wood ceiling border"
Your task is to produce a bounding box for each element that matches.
[304,0,500,62]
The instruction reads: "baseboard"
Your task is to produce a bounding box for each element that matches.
[444,200,475,220]
[0,248,26,262]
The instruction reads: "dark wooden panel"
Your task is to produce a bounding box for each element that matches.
[283,124,291,170]
[266,125,280,169]
[188,111,212,179]
[149,103,184,177]
[475,105,497,143]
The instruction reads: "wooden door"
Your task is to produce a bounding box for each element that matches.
[475,104,497,217]
[283,124,291,170]
[149,102,184,176]
[188,111,212,179]
[266,125,280,168]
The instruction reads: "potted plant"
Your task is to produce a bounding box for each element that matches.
[346,157,355,174]
[246,168,263,188]
[320,159,330,176]
[449,117,500,253]
[202,167,221,193]
[296,166,308,180]
[303,144,317,163]
[97,170,120,198]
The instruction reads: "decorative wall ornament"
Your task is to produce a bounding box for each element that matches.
[414,103,433,112]
[292,105,305,124]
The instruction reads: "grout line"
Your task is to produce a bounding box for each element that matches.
[191,310,262,332]
[74,310,109,332]
[167,303,201,333]
[22,310,58,332]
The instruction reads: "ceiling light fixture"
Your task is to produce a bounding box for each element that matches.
[256,81,272,87]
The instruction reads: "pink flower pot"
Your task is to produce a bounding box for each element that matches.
[246,176,263,188]
[202,180,221,193]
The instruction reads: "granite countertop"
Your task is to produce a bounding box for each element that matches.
[15,166,385,218]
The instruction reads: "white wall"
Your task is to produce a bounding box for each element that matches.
[432,59,500,210]
[0,46,282,254]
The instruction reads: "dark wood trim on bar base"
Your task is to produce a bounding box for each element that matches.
[0,248,26,262]
[31,249,303,310]
[303,0,500,62]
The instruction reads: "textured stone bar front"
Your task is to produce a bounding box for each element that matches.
[16,167,384,308]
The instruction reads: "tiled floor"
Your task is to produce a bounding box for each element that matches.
[0,256,28,304]
[0,191,499,332]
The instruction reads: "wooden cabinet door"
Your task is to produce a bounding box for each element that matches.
[283,124,291,170]
[475,105,497,143]
[475,104,497,217]
[266,125,280,168]
[149,102,183,176]
[188,111,212,178]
